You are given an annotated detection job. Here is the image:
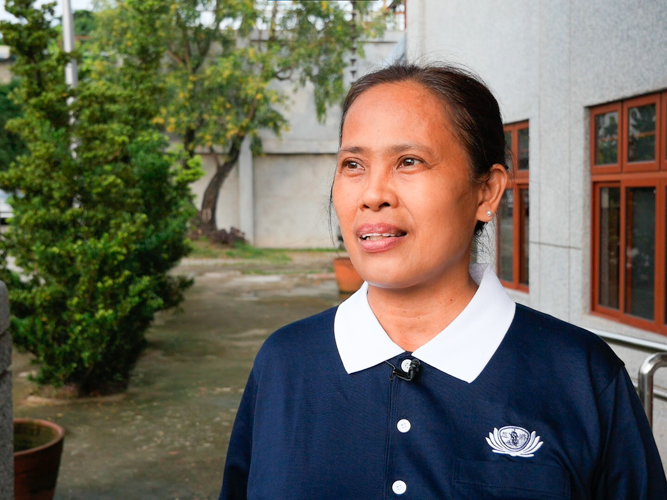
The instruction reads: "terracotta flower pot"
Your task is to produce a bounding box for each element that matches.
[333,257,364,293]
[14,418,65,500]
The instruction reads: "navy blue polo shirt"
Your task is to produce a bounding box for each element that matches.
[220,266,667,499]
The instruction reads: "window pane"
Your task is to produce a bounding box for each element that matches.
[498,190,514,282]
[518,128,529,170]
[504,131,513,170]
[598,187,620,309]
[625,187,655,320]
[627,104,656,163]
[594,111,618,165]
[519,188,529,285]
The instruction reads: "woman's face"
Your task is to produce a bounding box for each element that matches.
[333,81,491,290]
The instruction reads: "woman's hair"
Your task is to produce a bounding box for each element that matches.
[337,62,509,236]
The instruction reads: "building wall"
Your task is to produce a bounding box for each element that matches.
[407,0,667,338]
[254,154,336,249]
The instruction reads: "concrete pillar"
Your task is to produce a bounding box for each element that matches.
[405,0,426,59]
[0,282,12,499]
[238,136,254,245]
[535,0,572,321]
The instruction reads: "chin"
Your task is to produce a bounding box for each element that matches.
[355,264,419,290]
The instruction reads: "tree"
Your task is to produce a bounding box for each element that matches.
[0,0,202,394]
[73,9,97,37]
[95,0,392,233]
[0,79,27,172]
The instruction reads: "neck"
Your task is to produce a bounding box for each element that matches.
[366,263,478,352]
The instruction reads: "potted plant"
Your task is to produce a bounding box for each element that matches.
[14,418,65,500]
[333,228,364,294]
[333,256,364,293]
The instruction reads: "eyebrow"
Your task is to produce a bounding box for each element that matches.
[338,143,434,156]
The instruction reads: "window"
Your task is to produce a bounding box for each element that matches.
[497,121,529,291]
[591,91,667,335]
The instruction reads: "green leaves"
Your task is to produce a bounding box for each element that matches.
[0,1,201,394]
[95,0,389,230]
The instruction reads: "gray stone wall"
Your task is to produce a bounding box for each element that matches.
[0,282,12,499]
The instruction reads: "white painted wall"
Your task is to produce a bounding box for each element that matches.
[254,154,336,249]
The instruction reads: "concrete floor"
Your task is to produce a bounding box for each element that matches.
[11,253,667,499]
[12,253,343,500]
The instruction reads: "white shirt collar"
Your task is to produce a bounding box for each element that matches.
[333,264,516,383]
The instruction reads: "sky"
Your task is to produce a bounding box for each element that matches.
[0,0,95,21]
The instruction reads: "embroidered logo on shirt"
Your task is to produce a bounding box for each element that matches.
[486,426,543,458]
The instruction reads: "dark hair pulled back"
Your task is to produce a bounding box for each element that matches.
[338,62,509,236]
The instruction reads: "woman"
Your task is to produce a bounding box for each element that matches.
[219,63,667,499]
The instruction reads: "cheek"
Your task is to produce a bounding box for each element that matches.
[331,179,355,229]
[409,181,477,232]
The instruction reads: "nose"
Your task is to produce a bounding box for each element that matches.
[361,166,397,211]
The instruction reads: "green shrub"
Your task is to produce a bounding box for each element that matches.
[0,0,202,394]
[0,79,27,172]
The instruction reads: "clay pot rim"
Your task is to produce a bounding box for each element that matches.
[13,418,65,458]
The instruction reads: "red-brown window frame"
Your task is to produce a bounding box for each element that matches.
[591,91,667,336]
[591,102,622,175]
[623,94,661,173]
[498,121,529,292]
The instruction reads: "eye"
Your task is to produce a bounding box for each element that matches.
[400,157,422,167]
[341,160,361,170]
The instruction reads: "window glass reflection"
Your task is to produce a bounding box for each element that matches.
[519,189,529,285]
[498,190,514,282]
[598,187,620,309]
[518,128,529,170]
[625,187,655,320]
[504,131,513,171]
[627,104,656,163]
[594,112,618,165]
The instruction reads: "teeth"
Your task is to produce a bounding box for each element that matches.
[361,233,405,240]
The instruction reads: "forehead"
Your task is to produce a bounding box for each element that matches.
[340,82,455,150]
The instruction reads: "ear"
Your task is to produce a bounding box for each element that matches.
[476,164,509,222]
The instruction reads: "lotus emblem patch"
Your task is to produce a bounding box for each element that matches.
[486,426,543,458]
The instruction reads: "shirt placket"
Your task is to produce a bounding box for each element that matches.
[384,355,417,498]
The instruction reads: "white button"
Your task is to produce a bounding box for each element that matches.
[392,480,407,495]
[397,419,411,433]
[401,359,412,372]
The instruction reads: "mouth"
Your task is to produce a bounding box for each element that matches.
[359,232,407,241]
[355,224,407,253]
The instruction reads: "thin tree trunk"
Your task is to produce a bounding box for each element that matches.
[199,140,242,232]
[198,104,256,233]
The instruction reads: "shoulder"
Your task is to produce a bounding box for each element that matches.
[509,304,624,395]
[253,306,338,372]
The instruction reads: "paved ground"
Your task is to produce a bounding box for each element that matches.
[11,252,667,499]
[12,252,343,500]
